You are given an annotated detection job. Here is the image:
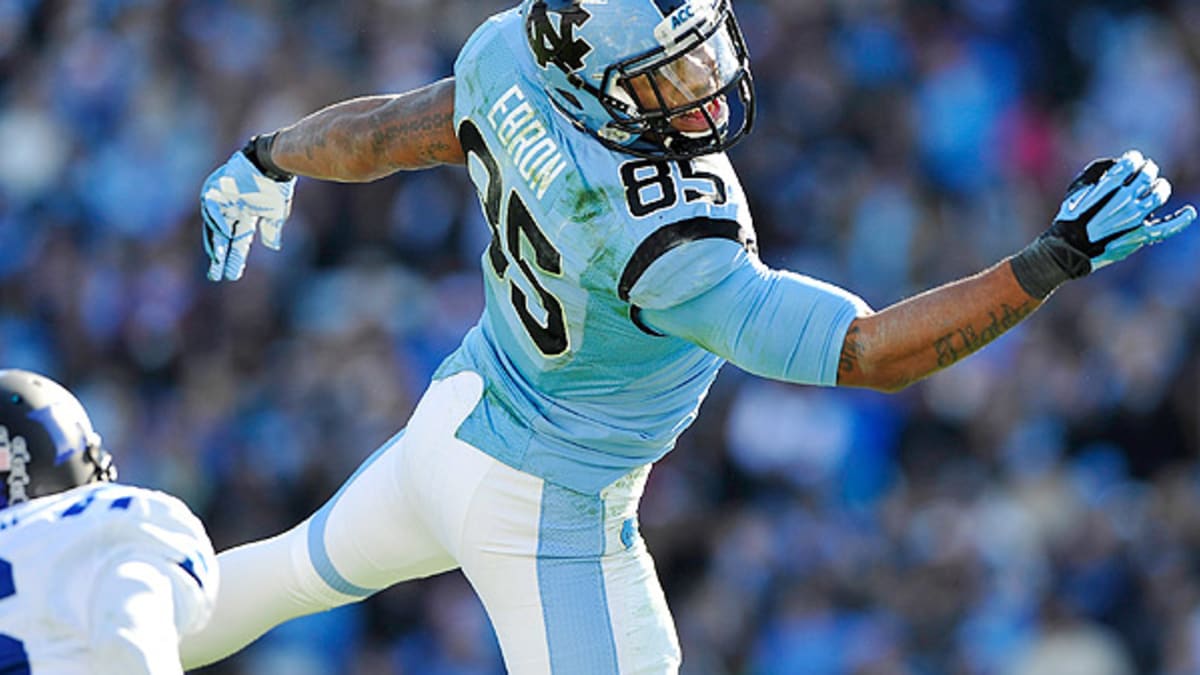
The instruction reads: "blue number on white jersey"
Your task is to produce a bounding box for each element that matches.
[0,483,217,673]
[0,557,28,675]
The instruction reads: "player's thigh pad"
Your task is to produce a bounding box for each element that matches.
[315,370,680,673]
[183,374,501,667]
[455,457,681,675]
[303,371,498,601]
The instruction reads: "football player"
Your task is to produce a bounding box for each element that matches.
[0,369,218,675]
[187,0,1196,672]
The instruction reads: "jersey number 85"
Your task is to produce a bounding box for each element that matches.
[459,118,570,358]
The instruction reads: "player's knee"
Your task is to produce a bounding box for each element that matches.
[286,520,379,611]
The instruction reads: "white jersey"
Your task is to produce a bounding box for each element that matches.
[0,483,218,674]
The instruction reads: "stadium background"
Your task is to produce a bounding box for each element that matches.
[4,0,1200,672]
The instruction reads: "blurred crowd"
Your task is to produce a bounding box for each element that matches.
[4,0,1200,673]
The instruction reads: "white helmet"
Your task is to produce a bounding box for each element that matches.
[0,369,114,509]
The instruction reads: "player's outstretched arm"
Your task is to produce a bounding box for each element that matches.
[269,77,465,181]
[838,149,1196,392]
[836,260,1038,391]
[202,77,464,281]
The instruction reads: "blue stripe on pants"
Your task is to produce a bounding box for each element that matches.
[307,431,403,598]
[537,483,619,674]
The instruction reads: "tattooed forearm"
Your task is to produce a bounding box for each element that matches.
[422,140,454,164]
[270,78,464,181]
[368,110,457,167]
[287,128,326,165]
[837,261,1042,391]
[932,301,1034,367]
[839,325,866,375]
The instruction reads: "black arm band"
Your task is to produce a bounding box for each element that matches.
[242,133,294,182]
[1009,235,1091,300]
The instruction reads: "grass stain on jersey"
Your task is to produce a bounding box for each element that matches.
[570,186,609,222]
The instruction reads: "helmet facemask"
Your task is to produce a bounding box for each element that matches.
[0,422,114,508]
[599,4,755,159]
[0,426,32,506]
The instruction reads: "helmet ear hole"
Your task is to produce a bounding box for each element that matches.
[609,81,639,114]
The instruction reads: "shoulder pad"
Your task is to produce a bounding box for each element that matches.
[619,217,756,311]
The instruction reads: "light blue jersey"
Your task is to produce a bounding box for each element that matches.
[439,8,864,495]
[181,5,871,672]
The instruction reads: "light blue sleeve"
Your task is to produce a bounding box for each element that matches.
[639,256,871,386]
[626,238,752,310]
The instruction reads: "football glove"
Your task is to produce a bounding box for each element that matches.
[201,143,296,282]
[1011,149,1197,298]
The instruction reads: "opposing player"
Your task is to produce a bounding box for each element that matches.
[0,369,218,675]
[187,0,1196,672]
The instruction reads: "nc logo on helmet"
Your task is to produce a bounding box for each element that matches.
[527,1,594,72]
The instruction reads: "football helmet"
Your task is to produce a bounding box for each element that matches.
[0,369,115,509]
[522,0,755,159]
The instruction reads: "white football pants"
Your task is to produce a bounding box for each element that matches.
[180,371,681,674]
